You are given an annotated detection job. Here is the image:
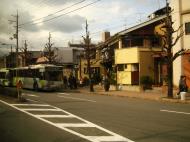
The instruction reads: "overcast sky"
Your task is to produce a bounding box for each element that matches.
[0,0,166,54]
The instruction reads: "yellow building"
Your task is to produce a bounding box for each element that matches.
[100,13,167,87]
[78,46,104,84]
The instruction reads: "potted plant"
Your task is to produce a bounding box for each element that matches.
[140,76,153,91]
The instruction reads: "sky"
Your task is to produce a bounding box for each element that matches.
[0,0,166,55]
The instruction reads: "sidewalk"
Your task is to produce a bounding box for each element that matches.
[76,85,190,104]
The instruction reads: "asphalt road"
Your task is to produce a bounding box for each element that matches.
[0,89,190,142]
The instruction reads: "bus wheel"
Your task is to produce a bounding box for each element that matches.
[34,83,39,91]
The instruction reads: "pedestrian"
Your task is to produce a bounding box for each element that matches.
[177,75,188,96]
[68,74,73,89]
[16,80,23,101]
[63,76,68,89]
[72,76,77,89]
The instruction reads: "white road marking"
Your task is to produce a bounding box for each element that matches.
[21,108,61,111]
[57,92,71,95]
[160,109,190,115]
[12,104,50,106]
[55,123,95,127]
[26,99,39,103]
[35,115,73,118]
[0,99,133,142]
[57,95,96,103]
[24,94,39,97]
[86,136,130,142]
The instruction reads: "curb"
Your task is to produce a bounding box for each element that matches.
[79,90,190,104]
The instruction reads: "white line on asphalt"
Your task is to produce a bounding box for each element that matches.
[35,115,73,118]
[55,123,95,127]
[12,104,50,106]
[21,108,61,111]
[160,109,190,115]
[0,99,133,142]
[57,95,96,103]
[86,136,131,142]
[26,99,39,103]
[25,94,39,97]
[57,92,70,95]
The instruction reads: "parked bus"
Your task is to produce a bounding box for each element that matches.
[0,68,11,86]
[9,64,63,91]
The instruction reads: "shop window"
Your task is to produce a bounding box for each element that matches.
[185,22,190,35]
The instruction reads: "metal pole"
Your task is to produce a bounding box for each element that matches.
[16,10,18,68]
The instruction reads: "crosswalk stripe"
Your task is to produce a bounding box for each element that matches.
[0,100,134,142]
[55,123,95,128]
[86,136,133,142]
[21,108,61,111]
[12,104,50,106]
[35,115,73,118]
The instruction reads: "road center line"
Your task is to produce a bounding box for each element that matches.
[160,109,190,115]
[57,95,96,103]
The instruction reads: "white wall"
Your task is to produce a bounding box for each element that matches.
[56,47,73,63]
[171,0,190,86]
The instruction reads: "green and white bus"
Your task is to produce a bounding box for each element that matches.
[0,68,11,86]
[9,64,63,91]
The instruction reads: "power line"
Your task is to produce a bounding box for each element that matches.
[20,0,100,26]
[19,0,86,26]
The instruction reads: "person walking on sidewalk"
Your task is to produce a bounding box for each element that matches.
[177,75,188,96]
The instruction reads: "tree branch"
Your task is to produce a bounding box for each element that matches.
[172,31,184,47]
[172,48,186,61]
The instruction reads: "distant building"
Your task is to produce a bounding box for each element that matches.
[0,57,6,68]
[55,46,84,78]
[5,51,42,68]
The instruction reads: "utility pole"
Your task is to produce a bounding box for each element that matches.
[48,32,51,46]
[16,10,19,67]
[83,20,94,92]
[9,10,19,68]
[23,40,28,66]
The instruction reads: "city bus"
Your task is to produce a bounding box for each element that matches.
[0,68,11,86]
[9,64,64,91]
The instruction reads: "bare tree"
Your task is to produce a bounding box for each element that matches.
[44,32,57,64]
[82,20,94,92]
[157,0,189,98]
[20,40,32,66]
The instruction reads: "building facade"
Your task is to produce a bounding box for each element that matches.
[171,0,190,87]
[99,14,167,88]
